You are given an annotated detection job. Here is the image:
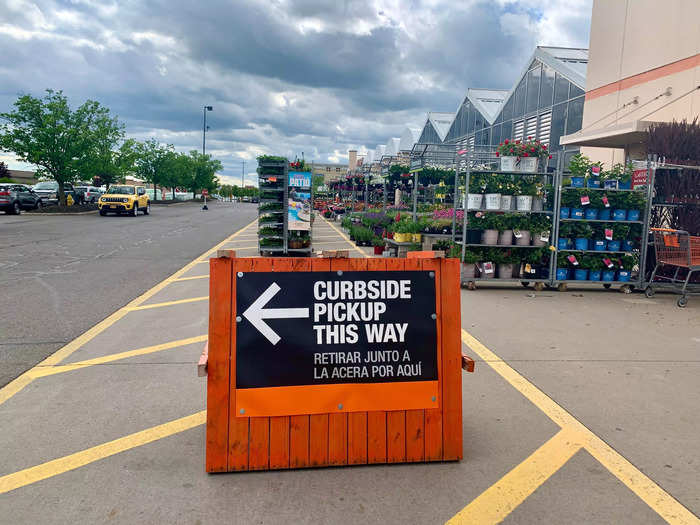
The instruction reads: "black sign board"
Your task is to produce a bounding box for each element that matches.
[236,271,438,390]
[409,157,422,172]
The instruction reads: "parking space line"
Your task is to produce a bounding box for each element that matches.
[317,216,370,258]
[0,411,206,495]
[172,275,209,282]
[0,218,257,407]
[460,329,699,524]
[448,427,583,524]
[29,335,207,378]
[125,296,208,311]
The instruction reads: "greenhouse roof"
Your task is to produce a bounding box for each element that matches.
[427,112,455,142]
[465,88,508,124]
[385,137,401,156]
[536,46,588,88]
[399,127,421,152]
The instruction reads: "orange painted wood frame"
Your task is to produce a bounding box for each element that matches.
[206,256,463,472]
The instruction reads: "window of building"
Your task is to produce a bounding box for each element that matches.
[501,120,512,142]
[512,119,525,141]
[492,124,501,145]
[513,78,526,117]
[537,111,552,146]
[501,97,513,122]
[526,66,541,114]
[540,65,555,108]
[566,96,584,135]
[525,115,537,140]
[549,102,567,151]
[553,73,570,105]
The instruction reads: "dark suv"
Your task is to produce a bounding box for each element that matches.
[0,184,43,214]
[32,181,81,205]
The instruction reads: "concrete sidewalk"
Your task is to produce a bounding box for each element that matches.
[0,214,697,524]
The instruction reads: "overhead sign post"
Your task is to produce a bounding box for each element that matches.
[205,256,464,472]
[236,271,439,416]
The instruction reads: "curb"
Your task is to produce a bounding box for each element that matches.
[24,210,99,216]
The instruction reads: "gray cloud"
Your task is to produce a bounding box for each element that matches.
[0,0,592,183]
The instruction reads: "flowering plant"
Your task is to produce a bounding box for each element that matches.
[496,137,552,160]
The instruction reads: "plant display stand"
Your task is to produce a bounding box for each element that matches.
[551,155,654,293]
[257,156,313,257]
[458,148,555,290]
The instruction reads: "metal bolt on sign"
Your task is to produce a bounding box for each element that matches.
[237,272,243,278]
[240,409,245,414]
[236,316,242,323]
[337,270,343,276]
[432,396,436,402]
[431,313,437,320]
[338,403,343,409]
[429,272,435,278]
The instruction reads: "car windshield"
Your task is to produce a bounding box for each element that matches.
[34,182,57,190]
[107,186,135,195]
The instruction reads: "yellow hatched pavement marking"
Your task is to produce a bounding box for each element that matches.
[29,335,207,378]
[0,411,206,495]
[460,329,699,525]
[0,219,257,407]
[172,274,209,282]
[126,296,208,311]
[448,427,583,524]
[317,216,370,258]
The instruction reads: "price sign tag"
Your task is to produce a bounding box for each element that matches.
[581,195,590,206]
[603,257,614,268]
[567,255,579,266]
[513,229,523,238]
[483,262,494,274]
[605,228,613,241]
[540,231,550,242]
[602,195,610,207]
[591,165,601,176]
[524,263,532,274]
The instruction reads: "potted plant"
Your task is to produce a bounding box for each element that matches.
[617,254,637,281]
[480,214,499,245]
[530,216,552,247]
[584,192,601,219]
[516,177,537,210]
[618,162,634,189]
[586,162,603,188]
[496,214,514,245]
[561,189,585,219]
[372,237,385,255]
[587,256,605,281]
[500,176,516,210]
[496,138,550,172]
[573,255,589,280]
[626,191,646,221]
[461,249,481,279]
[558,222,574,250]
[484,174,502,210]
[568,153,591,187]
[573,222,593,251]
[467,173,486,210]
[556,252,571,280]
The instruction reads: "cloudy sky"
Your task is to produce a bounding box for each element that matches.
[0,0,592,186]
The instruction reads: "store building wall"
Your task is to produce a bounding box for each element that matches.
[581,0,700,164]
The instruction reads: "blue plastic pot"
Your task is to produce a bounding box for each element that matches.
[575,238,589,250]
[627,209,640,221]
[602,270,615,281]
[598,208,611,220]
[570,177,585,188]
[613,209,627,221]
[603,180,618,189]
[560,207,571,219]
[589,270,602,281]
[571,208,585,219]
[618,180,631,190]
[557,238,570,250]
[556,268,569,280]
[622,240,634,251]
[585,208,599,220]
[593,240,606,251]
[617,270,631,282]
[587,178,601,188]
[574,269,588,280]
[607,240,621,251]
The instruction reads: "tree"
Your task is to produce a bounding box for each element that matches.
[134,139,174,198]
[0,89,118,204]
[75,108,125,188]
[183,150,222,195]
[0,161,11,182]
[162,151,192,200]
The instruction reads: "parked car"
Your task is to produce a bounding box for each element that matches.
[98,185,150,216]
[75,186,103,203]
[0,184,43,214]
[32,181,81,205]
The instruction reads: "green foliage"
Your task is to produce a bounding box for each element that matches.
[259,213,282,224]
[259,202,283,211]
[573,222,594,238]
[257,155,287,164]
[372,236,385,247]
[259,226,283,236]
[619,254,637,269]
[568,153,591,177]
[259,237,283,247]
[350,226,374,242]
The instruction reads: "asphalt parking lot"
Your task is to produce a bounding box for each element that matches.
[0,213,698,524]
[0,201,258,387]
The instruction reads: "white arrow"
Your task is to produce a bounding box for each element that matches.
[242,282,310,345]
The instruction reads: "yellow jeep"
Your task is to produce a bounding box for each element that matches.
[98,185,150,216]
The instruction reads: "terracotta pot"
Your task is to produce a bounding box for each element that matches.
[498,230,513,245]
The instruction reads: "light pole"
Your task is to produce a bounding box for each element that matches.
[202,105,213,155]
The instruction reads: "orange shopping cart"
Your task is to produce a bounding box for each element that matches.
[645,228,700,307]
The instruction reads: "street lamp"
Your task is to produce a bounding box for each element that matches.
[202,105,213,155]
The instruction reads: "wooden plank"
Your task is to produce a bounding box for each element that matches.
[385,257,406,463]
[206,257,232,472]
[309,258,331,466]
[403,257,425,462]
[228,258,250,471]
[440,257,463,460]
[269,416,290,470]
[285,257,313,468]
[365,258,387,464]
[247,257,275,470]
[421,257,443,461]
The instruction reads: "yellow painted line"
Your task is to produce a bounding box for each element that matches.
[30,335,207,378]
[126,296,208,311]
[172,274,209,282]
[460,329,699,525]
[317,216,370,258]
[0,218,257,406]
[448,427,583,524]
[0,411,206,495]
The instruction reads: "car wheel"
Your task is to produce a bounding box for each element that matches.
[12,202,21,215]
[35,199,42,209]
[99,209,107,216]
[143,202,150,215]
[131,204,138,217]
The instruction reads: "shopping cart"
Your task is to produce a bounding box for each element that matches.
[645,228,700,307]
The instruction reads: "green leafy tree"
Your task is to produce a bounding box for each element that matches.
[0,161,11,182]
[161,151,192,200]
[134,139,174,198]
[76,109,126,188]
[183,150,222,195]
[0,89,118,204]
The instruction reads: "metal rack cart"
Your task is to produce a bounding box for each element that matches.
[458,148,556,291]
[550,156,655,293]
[258,159,288,256]
[645,228,700,307]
